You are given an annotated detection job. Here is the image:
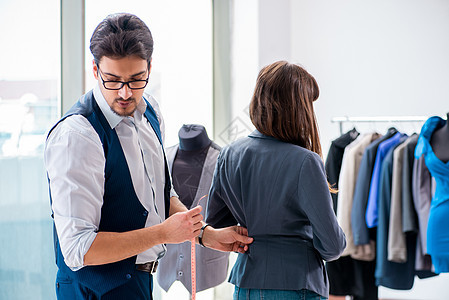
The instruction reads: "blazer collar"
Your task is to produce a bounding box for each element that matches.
[248,130,278,141]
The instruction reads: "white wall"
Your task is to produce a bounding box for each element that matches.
[290,0,449,155]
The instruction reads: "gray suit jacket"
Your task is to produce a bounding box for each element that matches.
[157,143,229,293]
[388,138,409,262]
[412,155,435,272]
[206,131,346,298]
[402,134,419,234]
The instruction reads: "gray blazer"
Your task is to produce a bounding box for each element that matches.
[157,143,229,293]
[401,134,419,234]
[388,138,409,263]
[206,131,346,298]
[412,155,435,272]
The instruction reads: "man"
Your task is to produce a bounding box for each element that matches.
[45,13,252,299]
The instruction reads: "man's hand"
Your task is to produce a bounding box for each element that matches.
[202,225,253,253]
[161,206,203,244]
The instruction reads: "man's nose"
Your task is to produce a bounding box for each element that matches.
[118,83,132,100]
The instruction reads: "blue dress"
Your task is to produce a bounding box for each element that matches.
[415,116,449,273]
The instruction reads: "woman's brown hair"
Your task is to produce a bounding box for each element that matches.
[250,61,322,155]
[249,61,336,192]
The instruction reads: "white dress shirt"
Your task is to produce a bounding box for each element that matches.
[45,84,176,270]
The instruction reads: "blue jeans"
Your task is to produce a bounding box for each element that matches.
[234,286,327,300]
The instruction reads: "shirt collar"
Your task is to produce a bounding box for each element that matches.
[93,83,148,129]
[135,94,148,120]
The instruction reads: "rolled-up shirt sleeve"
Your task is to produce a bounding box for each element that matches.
[45,115,105,270]
[298,153,346,261]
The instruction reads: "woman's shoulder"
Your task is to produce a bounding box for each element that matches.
[222,134,320,163]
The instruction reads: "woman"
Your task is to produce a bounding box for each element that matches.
[203,61,346,299]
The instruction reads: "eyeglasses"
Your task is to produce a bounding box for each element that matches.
[97,66,149,90]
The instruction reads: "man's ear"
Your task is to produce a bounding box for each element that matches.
[92,59,98,80]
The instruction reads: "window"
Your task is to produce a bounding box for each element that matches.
[85,0,213,147]
[0,0,60,299]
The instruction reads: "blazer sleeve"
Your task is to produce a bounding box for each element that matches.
[388,146,407,263]
[297,153,346,261]
[351,148,374,246]
[402,139,419,233]
[206,152,238,228]
[412,156,432,254]
[325,143,340,213]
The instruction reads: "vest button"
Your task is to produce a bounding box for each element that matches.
[179,254,184,259]
[126,274,132,280]
[143,210,148,217]
[178,271,183,276]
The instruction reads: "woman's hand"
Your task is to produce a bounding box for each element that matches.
[202,225,253,253]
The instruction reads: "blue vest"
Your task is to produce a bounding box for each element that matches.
[48,90,171,295]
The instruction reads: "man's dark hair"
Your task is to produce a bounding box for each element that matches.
[90,13,153,65]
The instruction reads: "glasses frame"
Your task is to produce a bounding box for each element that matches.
[97,65,149,90]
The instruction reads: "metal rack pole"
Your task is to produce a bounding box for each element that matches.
[330,116,429,135]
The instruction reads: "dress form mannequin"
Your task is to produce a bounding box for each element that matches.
[178,124,212,151]
[415,114,449,273]
[158,125,228,294]
[430,113,449,163]
[173,124,212,208]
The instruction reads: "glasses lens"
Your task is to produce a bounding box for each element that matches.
[128,80,148,89]
[104,81,123,90]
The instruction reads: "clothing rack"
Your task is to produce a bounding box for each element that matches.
[331,116,428,135]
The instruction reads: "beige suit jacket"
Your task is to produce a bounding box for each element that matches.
[337,132,381,260]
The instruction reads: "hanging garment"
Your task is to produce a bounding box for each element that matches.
[325,129,360,297]
[401,134,419,235]
[325,128,360,212]
[412,156,438,275]
[327,132,380,300]
[352,128,397,246]
[406,136,437,279]
[366,132,407,228]
[326,255,378,300]
[157,143,230,293]
[388,134,417,263]
[375,137,416,290]
[337,132,381,260]
[415,116,449,273]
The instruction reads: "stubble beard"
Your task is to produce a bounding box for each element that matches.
[111,98,137,117]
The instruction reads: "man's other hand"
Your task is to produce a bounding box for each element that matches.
[161,206,203,244]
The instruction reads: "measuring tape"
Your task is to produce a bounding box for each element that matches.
[191,237,196,300]
[191,195,208,300]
